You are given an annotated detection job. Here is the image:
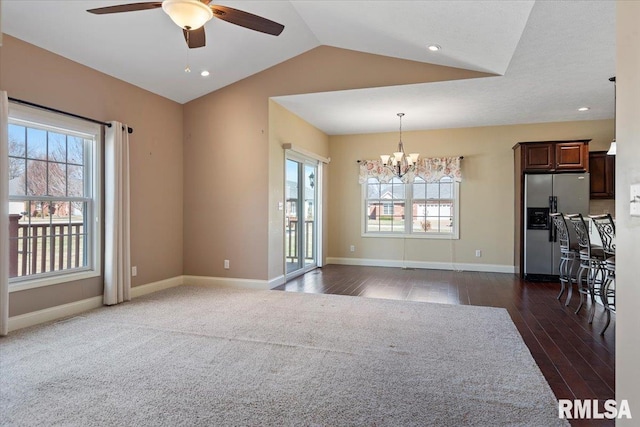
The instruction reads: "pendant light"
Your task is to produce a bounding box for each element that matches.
[607,76,616,155]
[380,113,420,178]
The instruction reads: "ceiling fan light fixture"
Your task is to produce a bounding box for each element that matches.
[162,0,213,30]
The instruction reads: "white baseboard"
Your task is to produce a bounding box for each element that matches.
[10,260,515,334]
[8,275,185,333]
[9,273,283,333]
[268,275,285,289]
[326,257,515,274]
[183,275,270,290]
[8,295,104,333]
[130,276,184,298]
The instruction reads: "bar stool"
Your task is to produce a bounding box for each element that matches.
[590,213,616,256]
[600,256,616,334]
[566,213,606,323]
[590,214,616,334]
[550,213,579,305]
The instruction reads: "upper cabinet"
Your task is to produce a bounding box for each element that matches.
[521,142,555,170]
[589,151,615,199]
[514,140,590,173]
[555,141,590,170]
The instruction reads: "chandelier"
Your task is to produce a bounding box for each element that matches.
[380,113,420,178]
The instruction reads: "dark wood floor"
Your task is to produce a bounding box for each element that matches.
[274,265,615,427]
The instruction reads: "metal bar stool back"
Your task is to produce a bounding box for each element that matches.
[550,213,578,305]
[590,213,616,256]
[590,214,616,334]
[566,213,606,322]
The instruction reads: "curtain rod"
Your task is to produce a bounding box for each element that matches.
[357,156,464,163]
[8,97,133,134]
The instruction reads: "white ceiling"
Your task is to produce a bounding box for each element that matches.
[2,1,615,135]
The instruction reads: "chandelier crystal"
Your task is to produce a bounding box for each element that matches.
[380,113,420,178]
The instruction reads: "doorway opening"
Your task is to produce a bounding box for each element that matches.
[285,156,319,277]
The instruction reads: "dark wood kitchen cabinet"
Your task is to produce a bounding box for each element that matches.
[589,151,615,199]
[514,140,590,173]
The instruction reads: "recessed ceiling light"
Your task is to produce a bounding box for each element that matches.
[427,44,441,52]
[578,107,590,111]
[201,70,210,77]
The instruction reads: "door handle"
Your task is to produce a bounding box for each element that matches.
[553,196,558,242]
[549,196,555,242]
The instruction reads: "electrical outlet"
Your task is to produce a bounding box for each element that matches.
[131,266,137,277]
[350,245,355,252]
[475,250,482,258]
[224,259,230,269]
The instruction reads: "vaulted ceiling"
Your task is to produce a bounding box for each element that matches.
[2,1,615,134]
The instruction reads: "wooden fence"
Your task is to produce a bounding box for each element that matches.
[285,218,314,263]
[9,215,84,278]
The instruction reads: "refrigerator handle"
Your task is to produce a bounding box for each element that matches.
[549,196,556,242]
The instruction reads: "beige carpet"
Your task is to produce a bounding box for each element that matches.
[0,285,567,426]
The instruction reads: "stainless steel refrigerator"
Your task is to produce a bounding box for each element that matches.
[524,173,590,280]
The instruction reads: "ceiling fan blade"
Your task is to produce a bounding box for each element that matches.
[210,5,284,36]
[183,27,206,49]
[87,2,162,15]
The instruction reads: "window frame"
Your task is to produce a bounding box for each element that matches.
[7,103,102,292]
[362,176,460,239]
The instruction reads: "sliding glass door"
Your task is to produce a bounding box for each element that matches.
[285,157,318,276]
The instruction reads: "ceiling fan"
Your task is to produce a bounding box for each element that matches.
[87,0,285,49]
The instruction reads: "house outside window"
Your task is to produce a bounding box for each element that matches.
[365,176,406,233]
[363,176,459,239]
[7,103,102,290]
[411,176,455,234]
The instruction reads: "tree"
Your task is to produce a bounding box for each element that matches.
[8,137,25,181]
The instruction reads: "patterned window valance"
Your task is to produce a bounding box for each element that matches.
[358,157,462,183]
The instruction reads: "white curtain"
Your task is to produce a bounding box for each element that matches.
[103,121,131,305]
[1,91,9,335]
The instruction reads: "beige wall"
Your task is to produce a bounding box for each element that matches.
[1,36,184,316]
[268,100,329,281]
[328,120,613,269]
[182,45,489,282]
[1,40,486,314]
[616,1,640,421]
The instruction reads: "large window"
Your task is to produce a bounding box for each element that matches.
[364,176,459,238]
[7,104,101,290]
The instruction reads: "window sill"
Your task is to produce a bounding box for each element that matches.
[9,269,100,292]
[362,233,460,240]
